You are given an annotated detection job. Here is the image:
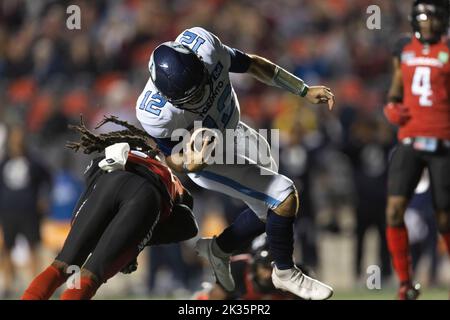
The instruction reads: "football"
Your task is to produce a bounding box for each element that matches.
[190,127,219,153]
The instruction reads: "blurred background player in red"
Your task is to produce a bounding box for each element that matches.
[383,0,450,299]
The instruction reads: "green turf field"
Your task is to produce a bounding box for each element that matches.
[111,287,449,300]
[331,288,448,300]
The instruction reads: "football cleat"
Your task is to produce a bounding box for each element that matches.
[271,264,333,300]
[195,237,235,292]
[398,282,421,300]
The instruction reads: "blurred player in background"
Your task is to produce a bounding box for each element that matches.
[0,125,51,298]
[383,0,450,299]
[136,27,335,300]
[21,117,198,300]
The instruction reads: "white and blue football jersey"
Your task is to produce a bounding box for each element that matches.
[136,27,240,147]
[136,27,295,218]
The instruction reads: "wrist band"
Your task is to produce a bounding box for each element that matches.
[300,85,309,97]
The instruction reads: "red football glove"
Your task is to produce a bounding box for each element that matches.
[383,102,411,126]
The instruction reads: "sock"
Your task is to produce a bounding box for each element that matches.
[60,276,99,300]
[266,210,294,270]
[386,226,411,284]
[440,232,450,256]
[22,265,66,300]
[215,208,265,254]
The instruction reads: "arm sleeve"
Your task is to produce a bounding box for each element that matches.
[225,46,252,73]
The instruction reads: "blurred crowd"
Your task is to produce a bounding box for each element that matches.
[0,0,447,298]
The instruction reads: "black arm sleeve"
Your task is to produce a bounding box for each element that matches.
[225,46,252,73]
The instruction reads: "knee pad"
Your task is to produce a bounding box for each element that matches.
[273,186,299,218]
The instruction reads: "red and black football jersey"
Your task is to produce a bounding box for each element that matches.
[394,35,450,140]
[127,150,184,221]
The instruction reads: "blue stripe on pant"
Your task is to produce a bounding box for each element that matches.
[196,170,282,207]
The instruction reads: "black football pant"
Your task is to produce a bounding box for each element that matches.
[56,170,161,283]
[388,144,450,212]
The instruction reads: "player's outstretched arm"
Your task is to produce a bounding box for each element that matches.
[246,54,335,110]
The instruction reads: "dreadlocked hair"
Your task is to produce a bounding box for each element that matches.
[66,115,159,157]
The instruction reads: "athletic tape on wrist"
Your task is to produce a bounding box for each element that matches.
[273,66,309,97]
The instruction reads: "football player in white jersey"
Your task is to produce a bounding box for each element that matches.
[136,27,335,300]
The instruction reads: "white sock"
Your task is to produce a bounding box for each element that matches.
[274,265,301,279]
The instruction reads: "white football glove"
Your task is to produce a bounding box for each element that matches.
[98,142,130,172]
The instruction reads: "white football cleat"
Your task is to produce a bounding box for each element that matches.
[272,264,333,300]
[195,237,235,292]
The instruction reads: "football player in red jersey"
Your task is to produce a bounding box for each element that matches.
[21,117,199,300]
[384,0,450,300]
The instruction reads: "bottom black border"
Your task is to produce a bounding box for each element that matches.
[1,300,445,318]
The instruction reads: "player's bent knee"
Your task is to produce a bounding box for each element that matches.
[273,189,299,218]
[386,196,408,227]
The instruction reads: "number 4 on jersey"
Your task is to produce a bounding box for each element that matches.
[412,67,433,107]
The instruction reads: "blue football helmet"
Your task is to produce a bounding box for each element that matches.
[149,41,211,109]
